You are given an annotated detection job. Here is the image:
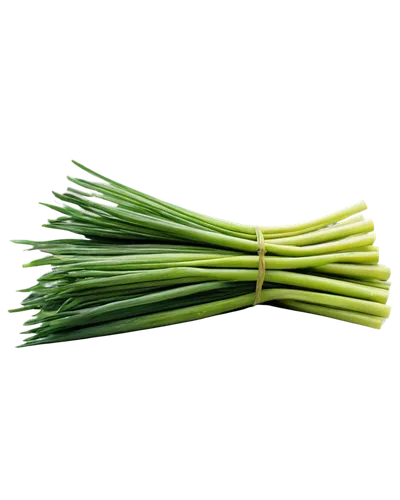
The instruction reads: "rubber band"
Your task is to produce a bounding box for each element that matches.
[253,227,266,305]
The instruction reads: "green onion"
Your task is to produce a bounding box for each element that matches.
[10,160,391,347]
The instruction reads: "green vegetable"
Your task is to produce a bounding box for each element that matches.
[10,161,391,347]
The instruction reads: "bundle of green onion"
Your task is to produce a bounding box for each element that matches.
[10,161,391,347]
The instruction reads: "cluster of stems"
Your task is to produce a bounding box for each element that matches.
[10,161,391,347]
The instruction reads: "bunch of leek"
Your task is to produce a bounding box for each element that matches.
[10,161,391,347]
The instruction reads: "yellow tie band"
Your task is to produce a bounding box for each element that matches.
[253,227,266,305]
